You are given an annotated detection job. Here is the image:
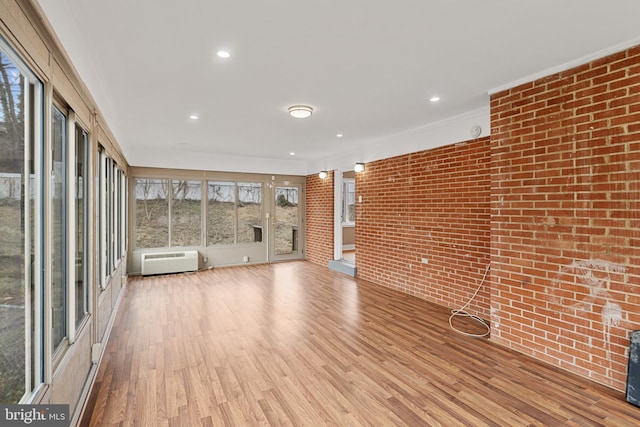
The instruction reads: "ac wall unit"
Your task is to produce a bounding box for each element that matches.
[141,250,198,276]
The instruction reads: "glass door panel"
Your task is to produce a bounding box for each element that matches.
[271,185,303,261]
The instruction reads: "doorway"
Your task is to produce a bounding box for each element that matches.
[341,172,356,265]
[329,170,357,276]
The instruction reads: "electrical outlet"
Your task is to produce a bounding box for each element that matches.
[243,256,249,263]
[421,258,429,264]
[203,257,208,263]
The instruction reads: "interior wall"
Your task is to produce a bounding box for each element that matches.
[355,138,492,317]
[490,44,640,391]
[305,171,335,266]
[342,226,355,247]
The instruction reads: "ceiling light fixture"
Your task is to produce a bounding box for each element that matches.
[336,134,343,138]
[217,50,230,58]
[354,163,365,173]
[430,96,441,102]
[189,114,199,120]
[288,105,313,119]
[318,170,328,179]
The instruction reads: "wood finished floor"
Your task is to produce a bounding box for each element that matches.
[81,261,640,426]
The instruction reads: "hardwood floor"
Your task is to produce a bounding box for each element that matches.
[81,261,640,426]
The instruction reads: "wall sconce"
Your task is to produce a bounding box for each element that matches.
[354,163,365,173]
[318,170,328,179]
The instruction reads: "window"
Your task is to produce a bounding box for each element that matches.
[237,182,262,243]
[104,154,111,278]
[208,181,263,246]
[97,149,127,288]
[120,170,127,258]
[97,148,105,288]
[208,181,235,245]
[50,104,67,355]
[171,180,201,246]
[74,125,88,328]
[0,40,43,403]
[135,178,169,248]
[342,179,355,224]
[113,164,121,264]
[133,177,264,249]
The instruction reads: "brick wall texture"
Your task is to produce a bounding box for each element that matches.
[355,139,492,319]
[490,45,640,391]
[305,45,640,392]
[305,171,335,266]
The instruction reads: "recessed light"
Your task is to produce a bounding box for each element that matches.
[189,114,199,120]
[217,50,230,58]
[289,152,295,156]
[430,96,441,102]
[336,134,343,138]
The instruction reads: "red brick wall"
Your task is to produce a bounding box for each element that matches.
[356,139,492,318]
[490,45,640,391]
[305,171,334,266]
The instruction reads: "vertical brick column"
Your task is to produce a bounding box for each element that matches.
[306,171,335,265]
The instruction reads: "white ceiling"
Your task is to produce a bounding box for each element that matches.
[36,0,640,175]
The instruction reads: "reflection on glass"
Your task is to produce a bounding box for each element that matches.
[0,51,26,402]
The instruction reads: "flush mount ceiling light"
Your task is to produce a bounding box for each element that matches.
[430,96,441,102]
[318,170,328,179]
[288,105,313,119]
[216,50,230,58]
[354,163,365,173]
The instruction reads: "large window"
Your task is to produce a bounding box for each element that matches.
[135,178,169,248]
[208,181,263,246]
[207,181,235,245]
[0,42,43,403]
[237,183,262,243]
[133,178,265,249]
[171,180,201,246]
[50,104,66,355]
[98,149,126,288]
[74,125,88,328]
[113,165,122,262]
[97,149,106,287]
